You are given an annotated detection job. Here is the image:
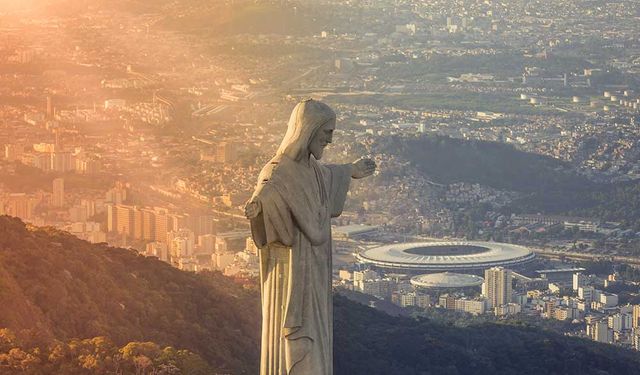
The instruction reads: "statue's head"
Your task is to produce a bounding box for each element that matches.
[277,99,336,161]
[308,116,335,160]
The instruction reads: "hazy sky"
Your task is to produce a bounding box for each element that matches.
[0,0,37,12]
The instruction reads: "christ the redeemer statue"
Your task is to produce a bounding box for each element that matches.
[245,99,376,375]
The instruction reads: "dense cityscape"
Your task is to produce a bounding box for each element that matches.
[1,0,640,373]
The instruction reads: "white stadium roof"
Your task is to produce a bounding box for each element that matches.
[410,272,484,289]
[356,241,535,272]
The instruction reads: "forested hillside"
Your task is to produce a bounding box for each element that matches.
[0,216,260,374]
[2,216,640,374]
[334,294,640,375]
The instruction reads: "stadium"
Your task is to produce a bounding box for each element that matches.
[356,241,535,273]
[410,272,485,290]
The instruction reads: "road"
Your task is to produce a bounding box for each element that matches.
[531,247,640,266]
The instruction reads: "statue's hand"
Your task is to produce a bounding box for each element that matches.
[351,158,376,179]
[244,200,262,219]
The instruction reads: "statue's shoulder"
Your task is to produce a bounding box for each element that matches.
[258,155,289,182]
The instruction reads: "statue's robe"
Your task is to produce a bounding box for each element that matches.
[250,154,351,375]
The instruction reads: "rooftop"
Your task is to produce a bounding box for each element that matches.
[411,272,484,289]
[357,241,535,271]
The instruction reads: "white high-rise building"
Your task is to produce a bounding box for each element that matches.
[593,321,613,343]
[198,234,216,254]
[484,267,512,309]
[353,269,379,284]
[395,292,430,309]
[573,272,587,291]
[172,237,190,258]
[146,242,168,262]
[107,204,116,232]
[454,298,486,315]
[52,178,64,207]
[578,286,595,303]
[495,303,521,317]
[170,230,195,257]
[600,293,619,308]
[213,252,235,271]
[608,313,632,332]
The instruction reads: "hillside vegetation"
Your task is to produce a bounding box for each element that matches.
[0,216,260,374]
[334,294,640,375]
[2,216,640,374]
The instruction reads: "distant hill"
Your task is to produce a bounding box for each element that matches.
[376,135,591,194]
[2,216,640,374]
[375,135,640,227]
